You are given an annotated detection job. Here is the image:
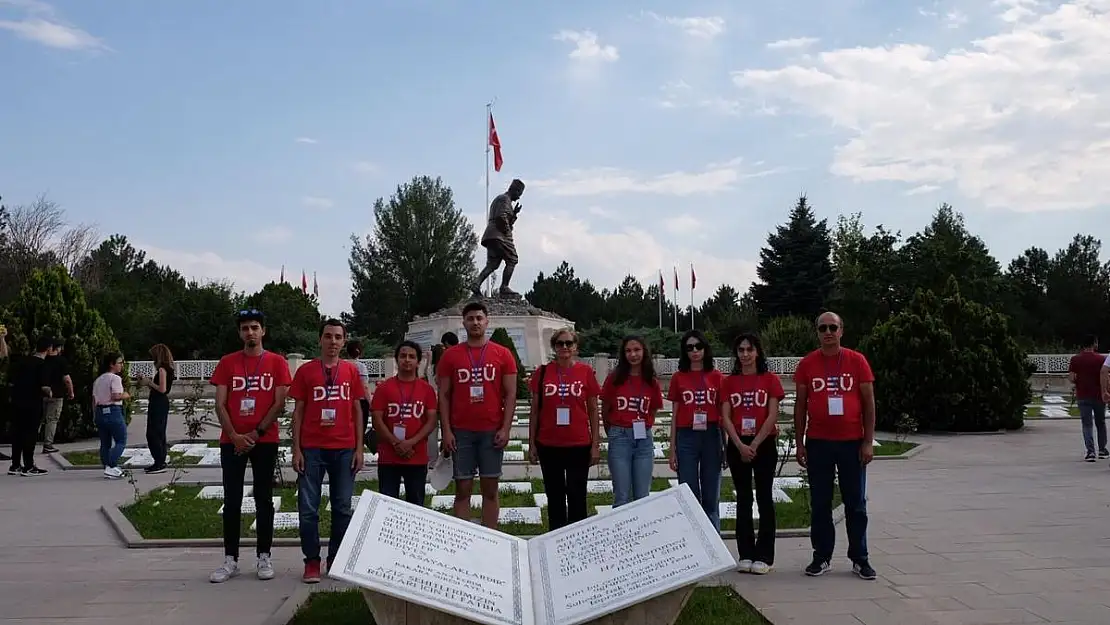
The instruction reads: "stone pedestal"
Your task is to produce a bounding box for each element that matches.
[361,585,695,625]
[406,296,572,368]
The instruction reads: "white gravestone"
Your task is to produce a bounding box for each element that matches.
[329,484,735,625]
[219,496,281,515]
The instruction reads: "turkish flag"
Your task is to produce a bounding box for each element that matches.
[691,264,696,290]
[488,112,503,172]
[301,271,308,294]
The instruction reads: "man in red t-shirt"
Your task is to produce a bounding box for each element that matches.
[371,340,439,506]
[208,308,292,585]
[436,301,518,529]
[794,311,877,581]
[289,319,366,584]
[1069,335,1107,461]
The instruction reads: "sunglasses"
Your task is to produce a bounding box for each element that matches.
[554,340,576,348]
[818,324,839,333]
[237,308,263,317]
[685,343,706,352]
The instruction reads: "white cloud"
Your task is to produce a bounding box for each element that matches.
[0,1,105,51]
[138,244,347,317]
[553,30,619,62]
[531,158,792,197]
[945,9,969,28]
[294,137,318,145]
[766,37,819,50]
[905,184,940,196]
[657,80,777,116]
[732,0,1110,212]
[645,12,727,40]
[662,215,704,236]
[252,226,293,244]
[351,161,378,175]
[301,196,334,210]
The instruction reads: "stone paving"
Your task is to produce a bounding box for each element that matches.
[4,415,1110,624]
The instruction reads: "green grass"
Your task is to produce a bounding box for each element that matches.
[288,586,768,625]
[63,440,219,467]
[121,476,838,539]
[874,440,917,456]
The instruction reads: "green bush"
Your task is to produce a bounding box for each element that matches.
[1,265,121,442]
[490,327,529,400]
[859,276,1031,432]
[761,315,816,357]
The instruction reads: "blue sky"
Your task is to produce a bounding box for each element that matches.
[2,0,1108,317]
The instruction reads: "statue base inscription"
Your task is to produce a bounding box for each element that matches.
[362,585,696,625]
[330,485,734,625]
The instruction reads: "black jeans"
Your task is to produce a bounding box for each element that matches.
[726,436,778,565]
[378,464,428,506]
[11,400,43,470]
[807,438,868,564]
[145,405,169,469]
[536,443,591,530]
[220,442,278,559]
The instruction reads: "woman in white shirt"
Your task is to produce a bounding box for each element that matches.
[92,352,130,479]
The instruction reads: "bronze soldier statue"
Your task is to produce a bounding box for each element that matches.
[472,178,525,298]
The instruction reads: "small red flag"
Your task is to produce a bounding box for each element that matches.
[313,272,319,298]
[280,264,285,283]
[691,264,696,290]
[673,267,679,292]
[301,270,307,294]
[659,270,665,293]
[488,112,503,172]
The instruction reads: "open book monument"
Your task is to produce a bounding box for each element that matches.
[328,483,737,625]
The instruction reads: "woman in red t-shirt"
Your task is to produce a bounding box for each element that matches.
[527,328,601,530]
[667,329,726,531]
[720,333,785,575]
[370,341,439,506]
[601,335,664,507]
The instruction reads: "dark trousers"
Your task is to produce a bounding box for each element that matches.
[536,443,591,530]
[726,436,778,565]
[220,442,279,559]
[11,400,43,470]
[145,406,169,469]
[378,464,428,506]
[807,438,868,564]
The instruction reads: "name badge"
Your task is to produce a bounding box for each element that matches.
[320,408,337,427]
[828,396,845,416]
[556,406,571,426]
[469,384,485,404]
[392,424,407,441]
[741,417,757,436]
[632,419,647,440]
[239,397,256,416]
[100,406,111,415]
[693,411,708,431]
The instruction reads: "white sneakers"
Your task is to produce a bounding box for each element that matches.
[737,559,753,573]
[102,466,123,479]
[737,559,772,575]
[209,554,274,583]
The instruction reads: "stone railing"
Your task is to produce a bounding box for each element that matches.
[129,353,1074,380]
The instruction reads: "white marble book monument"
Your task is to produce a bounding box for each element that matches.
[328,484,736,625]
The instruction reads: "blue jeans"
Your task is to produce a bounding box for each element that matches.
[807,438,868,564]
[94,405,127,469]
[297,448,355,564]
[1078,399,1107,454]
[607,426,654,507]
[675,424,723,530]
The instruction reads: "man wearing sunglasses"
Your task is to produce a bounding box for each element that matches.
[793,311,877,581]
[207,308,292,584]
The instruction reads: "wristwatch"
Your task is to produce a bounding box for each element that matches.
[255,426,267,438]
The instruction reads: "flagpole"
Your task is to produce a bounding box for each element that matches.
[485,101,493,296]
[690,263,695,329]
[657,271,662,328]
[673,267,678,333]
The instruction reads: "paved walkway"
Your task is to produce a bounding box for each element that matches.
[3,416,1107,624]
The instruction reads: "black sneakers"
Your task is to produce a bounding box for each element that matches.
[1086,451,1097,462]
[21,466,47,477]
[7,465,20,476]
[853,560,877,580]
[804,559,831,576]
[1099,449,1109,459]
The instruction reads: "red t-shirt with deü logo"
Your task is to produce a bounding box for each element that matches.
[601,372,664,429]
[436,342,518,432]
[794,348,875,441]
[530,361,601,447]
[370,376,438,466]
[722,372,786,437]
[289,359,366,450]
[667,370,725,429]
[210,350,293,444]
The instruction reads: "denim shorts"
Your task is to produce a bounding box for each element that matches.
[452,428,503,480]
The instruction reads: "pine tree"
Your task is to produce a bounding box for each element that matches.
[749,195,834,320]
[490,327,529,400]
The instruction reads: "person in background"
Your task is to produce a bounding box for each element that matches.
[527,328,601,530]
[291,319,365,584]
[372,340,438,506]
[428,332,460,384]
[40,338,73,454]
[667,329,725,530]
[436,301,518,529]
[345,340,373,450]
[720,333,784,575]
[1069,334,1107,462]
[602,335,663,507]
[8,336,52,476]
[139,344,176,474]
[0,324,11,462]
[91,351,129,480]
[794,311,877,581]
[208,308,290,584]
